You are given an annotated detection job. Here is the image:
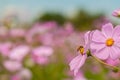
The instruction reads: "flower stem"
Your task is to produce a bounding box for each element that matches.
[92,55,120,71]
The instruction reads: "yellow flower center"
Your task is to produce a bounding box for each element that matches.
[106,38,114,46]
[77,46,84,55]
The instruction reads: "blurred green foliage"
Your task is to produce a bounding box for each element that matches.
[36,12,67,25]
[69,10,104,31]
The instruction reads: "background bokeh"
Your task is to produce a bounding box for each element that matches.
[0,0,120,80]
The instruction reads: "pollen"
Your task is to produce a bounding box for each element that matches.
[106,38,114,46]
[77,46,84,55]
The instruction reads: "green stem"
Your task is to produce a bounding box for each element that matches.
[92,55,120,70]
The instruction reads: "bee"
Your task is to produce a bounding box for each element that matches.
[77,46,84,55]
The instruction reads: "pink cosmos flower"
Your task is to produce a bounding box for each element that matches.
[91,23,120,60]
[69,31,92,76]
[112,8,120,17]
[32,46,53,64]
[3,60,22,72]
[9,45,30,61]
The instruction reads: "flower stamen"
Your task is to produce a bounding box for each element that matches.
[106,38,114,46]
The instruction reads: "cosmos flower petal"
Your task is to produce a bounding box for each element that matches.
[113,25,120,41]
[114,41,120,48]
[69,54,87,76]
[76,55,87,69]
[74,55,87,76]
[102,23,113,37]
[69,55,82,71]
[92,30,106,43]
[109,46,120,60]
[95,47,109,60]
[84,31,90,46]
[91,42,105,51]
[84,31,94,51]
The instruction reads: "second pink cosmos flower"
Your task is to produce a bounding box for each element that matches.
[69,31,93,76]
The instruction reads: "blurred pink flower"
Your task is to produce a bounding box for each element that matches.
[9,45,30,61]
[31,22,56,34]
[0,42,12,56]
[32,46,53,64]
[69,31,92,76]
[26,22,56,43]
[112,8,120,17]
[91,23,120,60]
[106,58,120,66]
[9,28,26,38]
[11,76,21,80]
[33,22,57,32]
[64,22,74,34]
[3,60,22,72]
[40,33,54,46]
[11,68,32,80]
[50,27,74,47]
